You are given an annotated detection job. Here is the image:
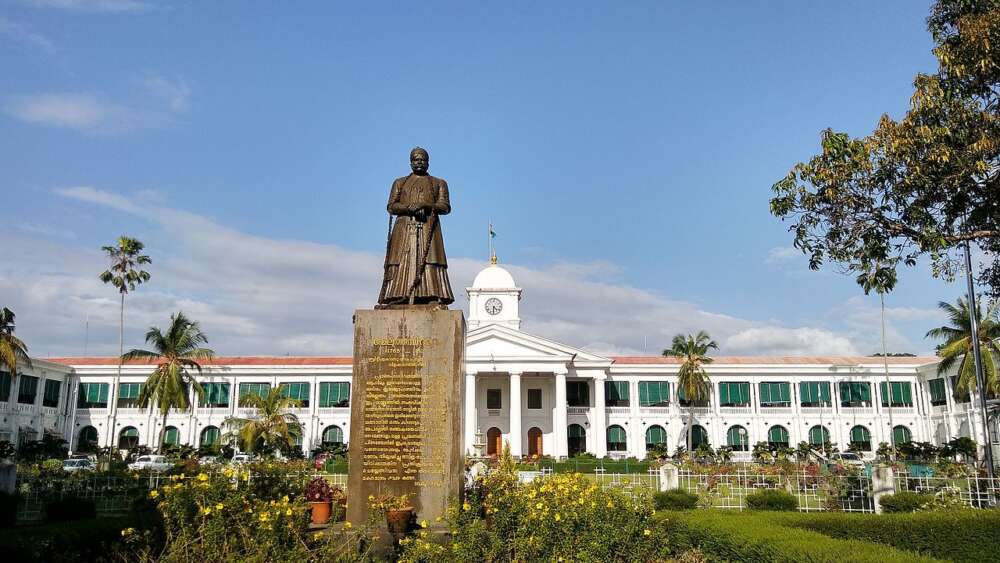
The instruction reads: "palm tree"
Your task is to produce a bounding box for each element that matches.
[123,312,214,453]
[100,236,151,448]
[0,308,32,393]
[223,387,303,456]
[926,297,1000,399]
[664,331,717,452]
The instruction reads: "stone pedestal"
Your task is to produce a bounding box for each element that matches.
[347,309,466,527]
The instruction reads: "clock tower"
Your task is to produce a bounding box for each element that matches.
[466,258,522,330]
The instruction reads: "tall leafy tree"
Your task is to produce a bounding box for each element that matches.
[770,0,1000,296]
[663,331,717,452]
[100,236,151,449]
[223,387,303,456]
[0,307,32,391]
[926,297,1000,398]
[122,312,214,453]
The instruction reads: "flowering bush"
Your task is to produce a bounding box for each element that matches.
[399,448,667,562]
[368,493,411,512]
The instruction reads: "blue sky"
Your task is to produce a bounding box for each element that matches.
[2,0,972,357]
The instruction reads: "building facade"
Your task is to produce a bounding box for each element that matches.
[28,264,997,461]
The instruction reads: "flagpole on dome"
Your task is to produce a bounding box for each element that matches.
[489,221,497,265]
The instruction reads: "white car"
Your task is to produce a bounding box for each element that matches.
[830,452,866,469]
[62,459,96,473]
[198,455,219,466]
[230,453,252,465]
[128,455,173,472]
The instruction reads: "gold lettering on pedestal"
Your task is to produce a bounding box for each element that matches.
[361,337,449,484]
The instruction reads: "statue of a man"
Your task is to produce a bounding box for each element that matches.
[377,147,455,307]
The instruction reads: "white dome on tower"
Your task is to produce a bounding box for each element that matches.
[472,264,517,289]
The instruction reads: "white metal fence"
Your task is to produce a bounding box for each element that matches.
[894,472,1000,508]
[675,467,875,513]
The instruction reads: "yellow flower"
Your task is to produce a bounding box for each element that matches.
[149,490,159,499]
[282,495,289,504]
[197,473,208,482]
[201,507,212,516]
[535,502,543,509]
[216,503,224,510]
[313,531,325,539]
[420,519,428,528]
[286,508,293,516]
[259,511,270,522]
[121,527,136,537]
[644,529,652,536]
[344,521,352,529]
[607,501,614,508]
[462,502,471,511]
[554,513,561,521]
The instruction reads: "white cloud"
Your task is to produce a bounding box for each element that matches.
[3,93,137,133]
[139,73,190,113]
[765,246,800,264]
[24,0,151,12]
[1,188,881,359]
[0,16,55,53]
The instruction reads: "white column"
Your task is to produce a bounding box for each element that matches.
[554,371,568,458]
[594,377,607,457]
[464,373,477,454]
[509,372,522,457]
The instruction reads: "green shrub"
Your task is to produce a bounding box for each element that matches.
[0,517,129,562]
[44,496,96,522]
[654,488,698,510]
[878,491,931,513]
[657,511,942,562]
[768,510,1000,563]
[745,489,798,511]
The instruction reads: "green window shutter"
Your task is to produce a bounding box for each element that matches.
[759,383,770,404]
[738,383,748,404]
[0,372,10,401]
[778,383,789,403]
[719,383,730,405]
[638,382,649,406]
[901,382,912,405]
[799,382,811,404]
[859,383,871,402]
[819,382,831,404]
[619,382,629,401]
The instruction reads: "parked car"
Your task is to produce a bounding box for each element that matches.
[128,455,173,472]
[62,458,96,473]
[231,453,252,465]
[830,452,866,469]
[198,455,219,466]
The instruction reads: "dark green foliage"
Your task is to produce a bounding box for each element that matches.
[745,489,798,511]
[514,457,651,474]
[768,510,1000,563]
[654,489,699,510]
[0,517,129,562]
[878,491,932,513]
[656,511,941,562]
[0,491,19,528]
[44,496,96,522]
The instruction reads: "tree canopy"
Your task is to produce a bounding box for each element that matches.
[771,0,1000,295]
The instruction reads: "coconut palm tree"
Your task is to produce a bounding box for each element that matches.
[0,308,31,390]
[100,236,151,448]
[223,387,303,456]
[123,312,214,453]
[926,297,1000,399]
[664,331,717,452]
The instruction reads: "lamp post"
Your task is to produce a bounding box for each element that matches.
[962,239,996,483]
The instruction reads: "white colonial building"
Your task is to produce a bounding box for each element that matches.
[14,263,996,462]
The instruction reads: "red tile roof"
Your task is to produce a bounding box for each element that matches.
[610,355,938,365]
[46,356,353,366]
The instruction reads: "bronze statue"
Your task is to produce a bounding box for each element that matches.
[377,147,455,307]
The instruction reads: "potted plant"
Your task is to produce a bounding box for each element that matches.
[305,477,335,524]
[370,493,412,540]
[331,486,347,521]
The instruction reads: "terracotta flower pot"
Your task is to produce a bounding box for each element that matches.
[386,508,413,539]
[310,500,332,525]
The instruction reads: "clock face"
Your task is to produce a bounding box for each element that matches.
[485,297,503,315]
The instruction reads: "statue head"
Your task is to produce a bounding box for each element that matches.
[410,147,429,175]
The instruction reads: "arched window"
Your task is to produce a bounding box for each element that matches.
[118,426,139,449]
[322,425,344,446]
[850,425,872,451]
[607,425,627,452]
[808,425,830,447]
[645,425,667,451]
[567,424,587,456]
[527,427,543,457]
[726,425,748,451]
[767,425,789,448]
[78,426,99,451]
[162,426,180,447]
[690,425,709,449]
[487,427,502,456]
[892,425,912,446]
[200,426,220,447]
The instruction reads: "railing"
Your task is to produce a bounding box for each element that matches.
[758,406,793,415]
[799,406,833,415]
[894,472,1000,508]
[567,407,590,415]
[13,404,35,413]
[839,406,874,415]
[640,407,671,415]
[41,406,60,416]
[719,405,753,414]
[607,407,631,415]
[486,408,501,416]
[316,407,350,416]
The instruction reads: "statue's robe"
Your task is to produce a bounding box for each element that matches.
[377,173,455,305]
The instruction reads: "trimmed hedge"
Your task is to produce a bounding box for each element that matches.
[0,517,129,562]
[768,510,1000,563]
[656,511,942,562]
[654,488,699,510]
[878,491,932,513]
[745,489,798,511]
